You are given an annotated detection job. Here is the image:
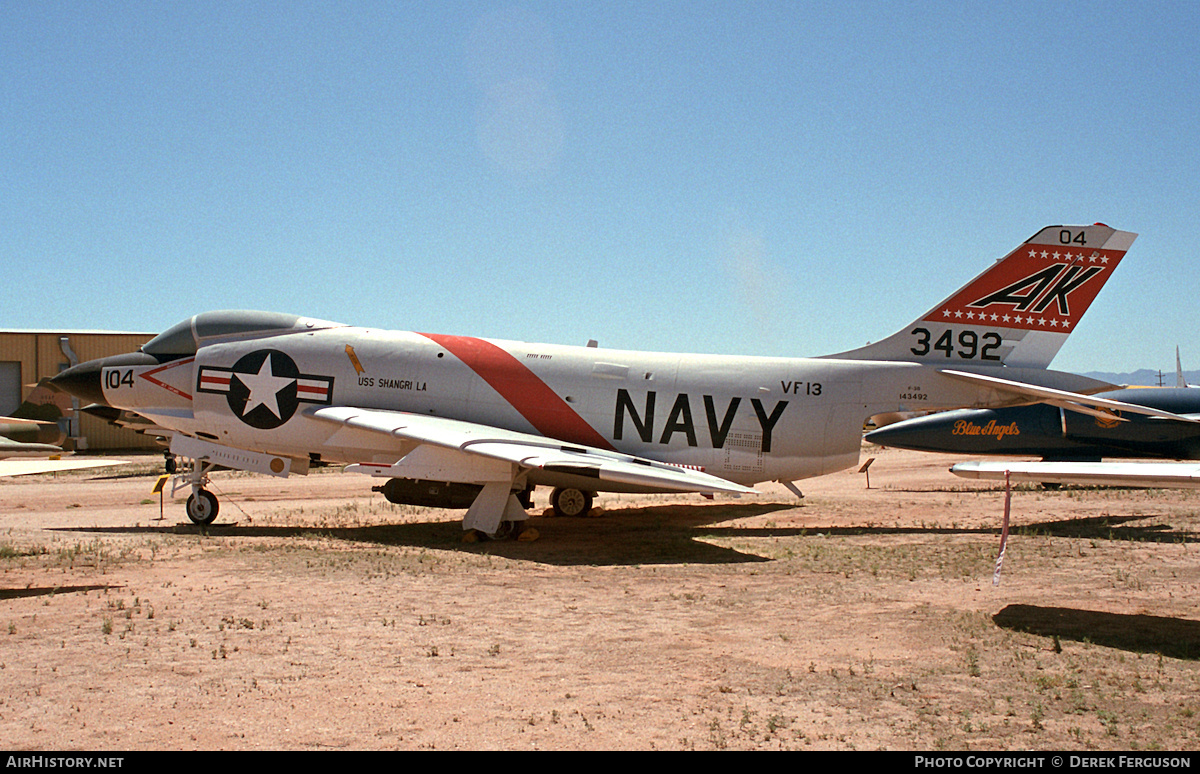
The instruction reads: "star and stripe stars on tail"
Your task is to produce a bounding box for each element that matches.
[938,308,1072,329]
[925,244,1124,331]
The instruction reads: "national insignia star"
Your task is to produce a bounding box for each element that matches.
[236,358,294,419]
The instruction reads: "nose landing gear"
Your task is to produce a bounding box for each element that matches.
[166,452,221,526]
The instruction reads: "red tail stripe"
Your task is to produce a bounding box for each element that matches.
[924,246,1127,329]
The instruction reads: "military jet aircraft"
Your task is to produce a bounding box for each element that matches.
[0,415,65,459]
[50,224,1135,538]
[0,381,131,476]
[0,378,69,458]
[866,359,1200,490]
[865,386,1200,461]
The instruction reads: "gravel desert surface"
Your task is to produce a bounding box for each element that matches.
[2,446,1199,750]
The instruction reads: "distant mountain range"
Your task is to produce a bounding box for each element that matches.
[1080,369,1200,387]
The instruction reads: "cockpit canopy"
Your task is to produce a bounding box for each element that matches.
[141,311,343,359]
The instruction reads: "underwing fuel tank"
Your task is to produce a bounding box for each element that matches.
[373,478,484,509]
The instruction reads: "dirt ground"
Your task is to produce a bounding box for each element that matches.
[2,445,1199,750]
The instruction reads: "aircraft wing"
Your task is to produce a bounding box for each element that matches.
[950,460,1200,489]
[939,370,1200,424]
[0,457,132,477]
[308,405,755,495]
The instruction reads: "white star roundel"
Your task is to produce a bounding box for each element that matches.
[196,350,334,429]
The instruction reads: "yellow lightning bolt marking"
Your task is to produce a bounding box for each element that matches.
[345,345,365,375]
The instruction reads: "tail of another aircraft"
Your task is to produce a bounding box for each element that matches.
[827,224,1137,369]
[11,379,72,423]
[1,379,69,452]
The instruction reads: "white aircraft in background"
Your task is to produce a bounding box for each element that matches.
[51,224,1136,539]
[951,459,1200,489]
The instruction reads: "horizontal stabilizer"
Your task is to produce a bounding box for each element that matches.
[940,370,1200,423]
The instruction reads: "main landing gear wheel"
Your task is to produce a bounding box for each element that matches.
[186,488,219,525]
[550,487,593,518]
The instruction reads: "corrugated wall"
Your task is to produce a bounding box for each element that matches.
[0,331,159,451]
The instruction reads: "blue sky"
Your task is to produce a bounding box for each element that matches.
[3,1,1197,373]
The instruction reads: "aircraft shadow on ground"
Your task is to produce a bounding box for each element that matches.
[0,583,122,601]
[680,512,1200,545]
[53,502,798,567]
[994,604,1200,660]
[49,506,1197,567]
[1013,513,1200,543]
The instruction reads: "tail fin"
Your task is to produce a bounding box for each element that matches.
[10,378,71,423]
[2,379,68,452]
[826,224,1136,368]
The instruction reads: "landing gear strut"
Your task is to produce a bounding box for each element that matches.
[169,454,222,525]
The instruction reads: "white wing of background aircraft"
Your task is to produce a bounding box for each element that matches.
[951,460,1200,489]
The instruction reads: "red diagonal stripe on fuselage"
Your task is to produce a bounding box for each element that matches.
[140,358,194,400]
[419,333,616,451]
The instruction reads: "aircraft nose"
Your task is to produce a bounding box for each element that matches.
[50,352,159,407]
[864,415,942,450]
[50,358,110,407]
[864,424,904,446]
